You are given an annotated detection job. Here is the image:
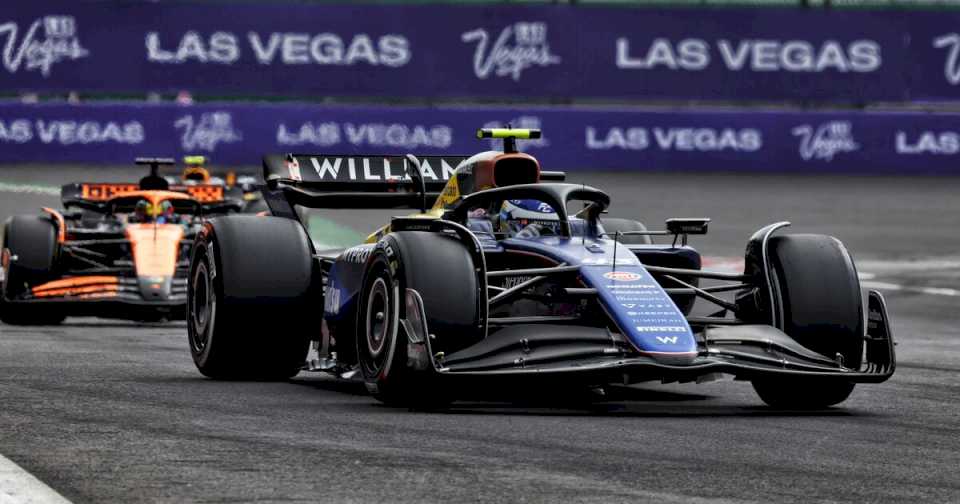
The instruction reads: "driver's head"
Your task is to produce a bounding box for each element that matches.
[498,199,559,236]
[160,200,175,220]
[134,199,153,222]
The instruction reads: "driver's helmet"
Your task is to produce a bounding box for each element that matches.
[182,155,210,185]
[498,199,559,237]
[133,199,166,222]
[133,199,155,223]
[157,200,176,223]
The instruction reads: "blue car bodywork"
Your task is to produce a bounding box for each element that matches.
[255,129,895,405]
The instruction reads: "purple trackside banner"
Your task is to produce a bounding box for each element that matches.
[1,101,959,174]
[4,2,960,102]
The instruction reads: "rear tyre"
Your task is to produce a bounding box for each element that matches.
[242,198,269,215]
[187,216,315,380]
[751,234,863,408]
[599,218,652,245]
[0,216,65,325]
[356,232,479,408]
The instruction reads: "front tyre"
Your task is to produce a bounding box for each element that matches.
[355,231,481,408]
[355,247,451,409]
[751,234,863,408]
[753,379,856,410]
[356,250,402,400]
[1,216,65,325]
[188,216,315,380]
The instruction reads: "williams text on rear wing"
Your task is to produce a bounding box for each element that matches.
[261,154,468,216]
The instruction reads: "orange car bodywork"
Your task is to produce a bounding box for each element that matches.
[27,190,191,303]
[41,207,66,243]
[124,224,184,278]
[33,276,120,298]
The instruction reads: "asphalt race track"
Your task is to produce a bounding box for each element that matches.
[1,165,958,503]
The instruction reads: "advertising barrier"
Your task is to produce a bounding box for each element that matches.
[2,3,960,102]
[1,101,958,174]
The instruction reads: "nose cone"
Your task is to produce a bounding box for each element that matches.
[138,276,172,301]
[644,350,698,366]
[578,264,698,363]
[126,224,184,278]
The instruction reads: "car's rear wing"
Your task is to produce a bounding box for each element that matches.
[61,183,243,210]
[263,154,466,192]
[262,152,567,217]
[261,154,469,215]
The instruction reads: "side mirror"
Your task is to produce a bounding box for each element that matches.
[665,218,710,246]
[666,218,710,235]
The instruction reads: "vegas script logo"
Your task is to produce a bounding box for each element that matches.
[934,33,960,85]
[174,112,243,152]
[0,16,88,77]
[461,22,560,81]
[792,121,860,161]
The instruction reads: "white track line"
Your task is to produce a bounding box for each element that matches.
[919,287,960,296]
[702,256,959,298]
[860,281,960,297]
[857,258,960,272]
[0,454,71,504]
[859,281,903,291]
[0,183,59,197]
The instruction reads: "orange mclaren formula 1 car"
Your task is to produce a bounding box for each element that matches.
[165,155,267,214]
[0,158,242,324]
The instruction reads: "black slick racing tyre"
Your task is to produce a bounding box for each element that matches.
[751,234,863,409]
[599,218,652,245]
[355,248,413,406]
[242,198,269,215]
[388,232,482,356]
[753,379,856,410]
[0,216,64,325]
[187,215,315,380]
[356,232,480,408]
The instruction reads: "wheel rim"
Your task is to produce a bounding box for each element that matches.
[365,277,389,359]
[190,260,216,353]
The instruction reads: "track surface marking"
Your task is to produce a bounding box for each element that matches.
[0,454,71,504]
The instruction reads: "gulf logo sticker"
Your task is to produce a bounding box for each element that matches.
[603,271,643,282]
[286,157,302,181]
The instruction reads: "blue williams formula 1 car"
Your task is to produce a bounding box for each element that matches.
[185,128,895,409]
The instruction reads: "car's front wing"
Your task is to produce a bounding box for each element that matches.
[418,291,895,387]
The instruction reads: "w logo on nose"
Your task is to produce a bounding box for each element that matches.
[656,336,678,344]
